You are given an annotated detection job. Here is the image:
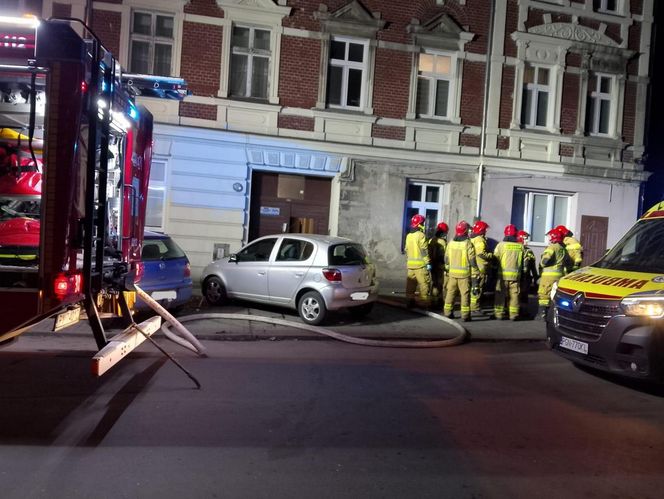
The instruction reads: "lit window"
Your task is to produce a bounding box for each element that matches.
[416,52,456,119]
[230,25,271,100]
[404,181,447,239]
[129,11,174,76]
[512,190,570,244]
[327,37,368,110]
[521,65,551,128]
[586,74,614,136]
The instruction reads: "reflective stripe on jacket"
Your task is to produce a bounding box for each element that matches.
[405,230,430,269]
[494,241,524,281]
[471,235,492,273]
[446,239,476,278]
[540,243,567,277]
[564,236,583,269]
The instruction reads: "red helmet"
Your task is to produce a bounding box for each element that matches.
[547,228,563,244]
[517,230,530,243]
[555,225,571,237]
[504,224,517,237]
[436,222,449,234]
[410,214,425,229]
[471,220,489,235]
[455,220,469,237]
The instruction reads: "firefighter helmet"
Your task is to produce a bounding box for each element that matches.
[455,220,470,237]
[547,228,563,244]
[471,220,489,235]
[504,224,517,237]
[410,213,426,229]
[517,230,530,244]
[436,222,449,234]
[555,224,571,237]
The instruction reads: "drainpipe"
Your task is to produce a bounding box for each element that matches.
[476,0,497,219]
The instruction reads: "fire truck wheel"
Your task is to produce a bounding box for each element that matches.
[203,276,226,306]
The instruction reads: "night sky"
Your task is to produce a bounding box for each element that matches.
[643,2,664,211]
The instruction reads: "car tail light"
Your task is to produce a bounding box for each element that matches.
[322,268,342,282]
[135,261,144,283]
[184,262,191,278]
[53,272,83,299]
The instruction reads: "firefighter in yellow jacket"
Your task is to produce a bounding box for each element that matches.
[428,222,449,306]
[469,220,493,314]
[537,228,567,320]
[555,224,584,272]
[444,221,478,322]
[494,224,524,321]
[517,230,538,318]
[405,214,431,308]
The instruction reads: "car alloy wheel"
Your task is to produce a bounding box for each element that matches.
[298,291,327,325]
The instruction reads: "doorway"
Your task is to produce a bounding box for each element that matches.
[249,172,332,241]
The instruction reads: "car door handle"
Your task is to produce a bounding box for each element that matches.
[294,272,304,277]
[257,271,266,276]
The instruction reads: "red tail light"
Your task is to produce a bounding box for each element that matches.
[184,262,191,278]
[53,272,84,299]
[135,261,144,283]
[322,268,342,282]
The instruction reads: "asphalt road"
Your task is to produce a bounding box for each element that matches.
[1,335,663,499]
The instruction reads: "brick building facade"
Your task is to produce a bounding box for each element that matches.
[39,0,655,288]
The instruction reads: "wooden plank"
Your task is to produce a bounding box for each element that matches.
[91,316,162,377]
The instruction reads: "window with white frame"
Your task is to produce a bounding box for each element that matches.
[129,11,174,76]
[586,74,614,136]
[521,64,551,128]
[229,25,271,100]
[416,51,456,119]
[594,0,621,14]
[327,37,368,110]
[145,160,167,230]
[511,190,570,244]
[404,181,447,240]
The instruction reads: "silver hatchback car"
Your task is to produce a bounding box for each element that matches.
[201,234,379,325]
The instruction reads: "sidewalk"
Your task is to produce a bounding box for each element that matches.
[25,290,547,343]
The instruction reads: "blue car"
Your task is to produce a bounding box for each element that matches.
[135,231,193,312]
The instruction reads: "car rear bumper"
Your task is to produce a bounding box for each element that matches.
[319,283,379,310]
[134,283,193,310]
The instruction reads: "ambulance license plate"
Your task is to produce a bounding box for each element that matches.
[560,336,588,355]
[54,307,81,331]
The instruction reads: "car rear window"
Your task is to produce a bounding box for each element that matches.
[142,237,186,261]
[328,243,368,266]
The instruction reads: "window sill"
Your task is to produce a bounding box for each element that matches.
[312,107,376,122]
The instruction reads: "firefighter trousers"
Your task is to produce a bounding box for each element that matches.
[431,267,446,303]
[494,279,521,319]
[470,273,486,311]
[406,267,431,306]
[444,276,470,319]
[537,275,560,307]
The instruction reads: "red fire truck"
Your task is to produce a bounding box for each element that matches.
[0,14,186,366]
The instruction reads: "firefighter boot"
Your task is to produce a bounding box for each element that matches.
[536,305,548,321]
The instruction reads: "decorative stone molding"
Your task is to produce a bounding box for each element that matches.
[528,23,618,47]
[216,0,291,17]
[314,0,386,38]
[407,13,475,52]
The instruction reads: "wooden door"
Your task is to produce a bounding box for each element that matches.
[580,215,608,266]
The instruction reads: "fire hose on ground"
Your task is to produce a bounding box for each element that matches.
[128,287,467,388]
[138,293,468,351]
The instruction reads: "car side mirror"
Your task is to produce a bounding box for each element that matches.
[229,253,238,263]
